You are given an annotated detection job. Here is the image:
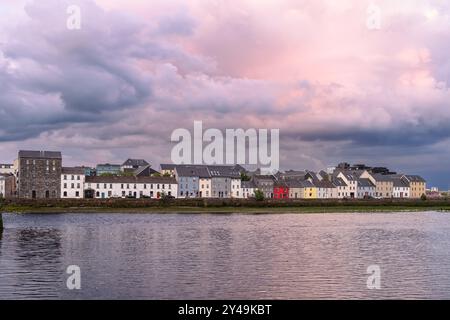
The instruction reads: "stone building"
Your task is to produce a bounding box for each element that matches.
[17,150,62,199]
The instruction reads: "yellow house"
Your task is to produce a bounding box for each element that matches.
[303,179,317,199]
[402,175,426,198]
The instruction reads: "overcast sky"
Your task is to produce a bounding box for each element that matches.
[1,0,450,188]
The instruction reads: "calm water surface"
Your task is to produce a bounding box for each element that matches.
[0,211,450,299]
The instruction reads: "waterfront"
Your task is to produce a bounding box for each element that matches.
[0,212,450,299]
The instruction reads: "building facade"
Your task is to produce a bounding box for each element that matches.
[402,175,426,198]
[17,150,62,199]
[0,164,14,175]
[0,174,16,198]
[392,177,410,198]
[61,167,85,198]
[84,176,177,199]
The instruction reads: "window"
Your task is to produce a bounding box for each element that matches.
[63,191,67,197]
[75,191,79,197]
[64,175,67,180]
[64,183,67,188]
[77,183,80,188]
[71,183,74,188]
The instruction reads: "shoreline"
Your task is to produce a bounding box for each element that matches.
[2,205,450,214]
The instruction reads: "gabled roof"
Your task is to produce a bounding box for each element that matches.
[402,175,426,183]
[332,177,348,187]
[285,179,314,188]
[175,165,210,178]
[357,178,375,188]
[122,159,149,167]
[18,150,61,159]
[134,165,159,177]
[314,180,336,188]
[391,177,409,188]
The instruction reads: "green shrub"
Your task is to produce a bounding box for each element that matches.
[254,189,265,201]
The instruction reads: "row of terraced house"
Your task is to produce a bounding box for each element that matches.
[0,151,426,200]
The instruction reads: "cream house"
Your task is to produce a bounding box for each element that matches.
[401,175,426,198]
[61,167,85,198]
[360,171,394,198]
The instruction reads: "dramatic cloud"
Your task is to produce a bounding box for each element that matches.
[1,0,450,188]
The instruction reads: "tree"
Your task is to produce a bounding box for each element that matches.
[163,172,171,177]
[240,172,250,181]
[254,189,265,201]
[421,194,427,201]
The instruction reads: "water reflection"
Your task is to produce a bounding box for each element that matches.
[0,212,449,299]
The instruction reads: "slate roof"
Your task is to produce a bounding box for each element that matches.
[85,176,177,184]
[18,150,62,159]
[357,178,375,188]
[371,173,394,182]
[332,177,348,187]
[241,180,256,188]
[122,159,149,167]
[175,165,211,178]
[402,175,426,183]
[160,164,176,170]
[391,177,409,188]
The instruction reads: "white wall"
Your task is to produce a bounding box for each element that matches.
[85,181,178,199]
[61,174,85,198]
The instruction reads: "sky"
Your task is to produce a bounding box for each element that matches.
[0,0,450,188]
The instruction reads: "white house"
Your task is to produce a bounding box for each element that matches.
[392,177,410,198]
[84,176,178,199]
[356,178,376,198]
[336,172,358,198]
[241,180,256,198]
[332,177,349,199]
[315,180,337,199]
[61,167,85,199]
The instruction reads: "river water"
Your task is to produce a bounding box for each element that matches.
[0,211,449,299]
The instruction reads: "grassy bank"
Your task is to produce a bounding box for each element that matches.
[1,198,450,214]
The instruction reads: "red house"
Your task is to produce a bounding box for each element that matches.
[273,182,289,199]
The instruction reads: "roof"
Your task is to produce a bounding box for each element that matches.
[207,165,240,178]
[285,179,314,188]
[357,178,375,188]
[391,177,409,188]
[371,173,394,182]
[175,165,211,178]
[134,165,159,177]
[241,180,256,188]
[314,180,336,188]
[62,167,85,175]
[122,159,149,167]
[85,176,177,184]
[160,164,176,170]
[18,150,61,159]
[402,175,426,183]
[332,177,348,187]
